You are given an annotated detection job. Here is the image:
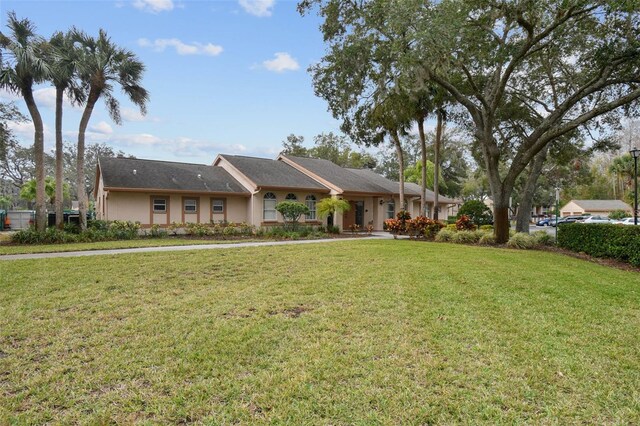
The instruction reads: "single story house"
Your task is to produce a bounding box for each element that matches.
[95,154,458,231]
[560,199,633,217]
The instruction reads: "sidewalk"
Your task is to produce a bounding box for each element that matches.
[0,233,393,261]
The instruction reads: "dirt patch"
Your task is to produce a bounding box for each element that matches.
[268,305,312,318]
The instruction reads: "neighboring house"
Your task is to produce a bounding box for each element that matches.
[560,199,633,217]
[95,154,458,230]
[484,197,550,220]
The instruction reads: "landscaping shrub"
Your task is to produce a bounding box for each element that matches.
[88,220,109,232]
[384,218,404,236]
[457,200,493,226]
[532,230,553,246]
[446,223,457,231]
[109,220,140,239]
[608,209,628,220]
[507,232,536,249]
[435,228,455,242]
[478,232,496,245]
[452,230,481,244]
[150,224,167,238]
[558,223,640,266]
[479,224,493,231]
[455,215,476,231]
[275,201,309,229]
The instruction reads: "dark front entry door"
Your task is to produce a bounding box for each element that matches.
[355,201,364,227]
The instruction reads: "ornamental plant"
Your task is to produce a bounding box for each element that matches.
[275,201,310,229]
[455,215,476,231]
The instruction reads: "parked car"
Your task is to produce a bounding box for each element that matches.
[615,217,638,225]
[536,218,551,226]
[582,215,611,224]
[551,216,582,227]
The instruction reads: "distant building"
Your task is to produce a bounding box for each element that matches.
[560,200,632,217]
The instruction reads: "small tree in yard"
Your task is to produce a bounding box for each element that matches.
[275,201,309,230]
[457,200,493,227]
[317,197,351,223]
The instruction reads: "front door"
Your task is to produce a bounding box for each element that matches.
[354,201,364,227]
[343,200,365,229]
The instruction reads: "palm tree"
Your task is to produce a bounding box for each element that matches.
[47,31,84,229]
[0,12,50,231]
[72,28,149,230]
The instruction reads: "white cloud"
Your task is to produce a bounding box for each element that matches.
[239,0,274,17]
[90,121,114,135]
[262,52,300,73]
[138,38,223,56]
[132,0,174,13]
[121,107,161,123]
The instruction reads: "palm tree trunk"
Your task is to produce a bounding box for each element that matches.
[22,88,46,231]
[433,110,444,220]
[77,89,99,231]
[417,116,427,216]
[55,86,64,229]
[391,130,405,210]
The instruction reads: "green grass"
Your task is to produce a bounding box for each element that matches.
[1,240,639,423]
[0,237,262,255]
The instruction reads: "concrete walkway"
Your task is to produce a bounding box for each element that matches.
[0,233,394,261]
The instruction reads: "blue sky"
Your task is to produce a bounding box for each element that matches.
[0,0,346,163]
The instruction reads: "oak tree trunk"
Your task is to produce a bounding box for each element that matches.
[515,145,549,233]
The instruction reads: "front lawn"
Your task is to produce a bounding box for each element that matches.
[1,240,638,423]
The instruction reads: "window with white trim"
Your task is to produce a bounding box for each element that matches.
[263,192,277,221]
[153,198,167,213]
[305,195,317,220]
[212,199,224,214]
[386,200,395,219]
[285,193,297,201]
[184,199,198,213]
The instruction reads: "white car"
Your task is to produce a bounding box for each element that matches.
[582,215,611,224]
[615,217,638,225]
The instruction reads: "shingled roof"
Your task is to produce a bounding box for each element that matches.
[283,155,389,194]
[347,168,422,197]
[569,199,632,211]
[403,182,460,204]
[98,157,249,194]
[219,155,329,191]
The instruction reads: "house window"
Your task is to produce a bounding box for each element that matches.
[153,198,167,213]
[263,192,277,221]
[184,199,198,213]
[285,193,297,201]
[386,200,395,219]
[212,199,224,214]
[305,195,316,220]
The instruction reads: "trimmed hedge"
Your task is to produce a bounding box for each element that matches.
[558,223,640,266]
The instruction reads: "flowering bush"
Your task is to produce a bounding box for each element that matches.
[455,215,476,231]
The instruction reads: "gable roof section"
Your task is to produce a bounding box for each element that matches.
[569,199,632,211]
[218,155,329,191]
[403,182,459,204]
[347,168,422,197]
[282,155,390,194]
[99,157,249,194]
